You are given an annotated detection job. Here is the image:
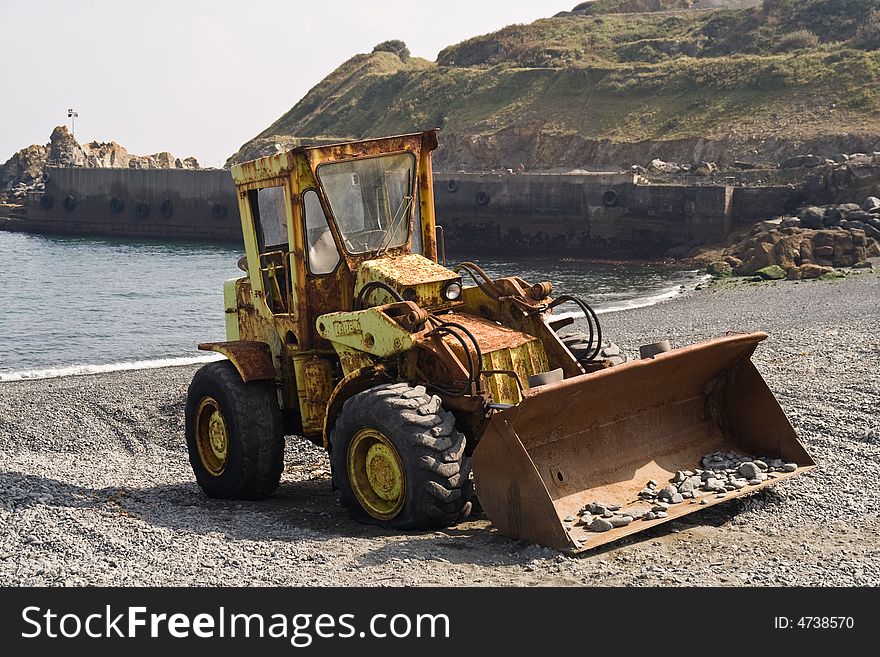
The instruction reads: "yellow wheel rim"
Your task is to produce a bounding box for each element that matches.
[347,428,405,520]
[195,397,229,476]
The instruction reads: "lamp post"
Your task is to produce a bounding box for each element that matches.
[67,108,78,137]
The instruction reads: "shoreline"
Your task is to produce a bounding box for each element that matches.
[1,271,877,586]
[0,263,706,382]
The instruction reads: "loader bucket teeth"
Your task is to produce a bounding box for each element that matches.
[471,332,815,553]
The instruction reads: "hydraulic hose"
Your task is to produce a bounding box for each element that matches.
[547,294,603,364]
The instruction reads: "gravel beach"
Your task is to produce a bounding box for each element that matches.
[1,271,878,587]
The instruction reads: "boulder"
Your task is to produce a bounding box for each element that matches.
[839,203,862,213]
[707,260,732,277]
[799,239,815,264]
[834,232,854,255]
[819,270,846,280]
[849,229,866,246]
[47,125,86,166]
[814,244,834,261]
[786,267,803,280]
[692,161,717,176]
[845,210,874,222]
[780,155,807,168]
[649,158,682,174]
[823,206,844,226]
[773,235,802,269]
[800,263,834,279]
[759,218,784,231]
[0,143,47,190]
[832,154,850,164]
[863,197,880,211]
[797,206,824,229]
[755,265,786,280]
[863,223,880,240]
[780,216,801,228]
[738,242,776,274]
[868,240,880,257]
[813,230,836,248]
[723,255,743,269]
[802,154,824,167]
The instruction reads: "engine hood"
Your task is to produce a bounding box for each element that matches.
[355,254,462,310]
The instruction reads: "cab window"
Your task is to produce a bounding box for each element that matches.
[247,185,289,314]
[303,189,340,275]
[250,186,288,250]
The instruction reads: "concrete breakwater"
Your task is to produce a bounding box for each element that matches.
[15,167,240,243]
[435,172,803,257]
[2,166,806,256]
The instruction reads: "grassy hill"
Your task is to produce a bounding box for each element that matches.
[228,0,880,169]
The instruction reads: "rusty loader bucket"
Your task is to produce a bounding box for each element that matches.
[471,332,815,553]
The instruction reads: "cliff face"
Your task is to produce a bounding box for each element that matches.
[228,0,880,170]
[0,126,200,199]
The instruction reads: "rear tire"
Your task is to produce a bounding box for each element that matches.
[330,382,469,529]
[185,361,283,500]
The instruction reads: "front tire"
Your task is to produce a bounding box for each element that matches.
[185,361,283,500]
[330,383,469,529]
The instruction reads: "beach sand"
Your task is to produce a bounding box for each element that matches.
[1,271,878,586]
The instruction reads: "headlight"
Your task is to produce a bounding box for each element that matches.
[443,281,462,301]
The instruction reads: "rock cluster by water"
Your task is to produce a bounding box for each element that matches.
[565,451,799,534]
[707,197,880,280]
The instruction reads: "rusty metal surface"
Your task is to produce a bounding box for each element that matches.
[197,341,276,382]
[362,254,455,287]
[471,332,816,552]
[356,254,461,311]
[293,355,335,438]
[438,313,534,353]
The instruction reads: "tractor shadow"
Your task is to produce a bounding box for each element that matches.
[0,469,787,565]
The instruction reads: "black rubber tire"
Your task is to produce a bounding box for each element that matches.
[446,179,458,192]
[212,203,228,220]
[476,190,490,206]
[109,197,124,213]
[135,202,150,219]
[602,189,619,207]
[40,194,54,210]
[159,199,173,219]
[63,195,76,212]
[559,332,627,366]
[185,361,283,500]
[330,382,469,529]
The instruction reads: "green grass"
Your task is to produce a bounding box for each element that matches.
[228,0,880,165]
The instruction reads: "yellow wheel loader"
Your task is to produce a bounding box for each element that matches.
[184,130,814,552]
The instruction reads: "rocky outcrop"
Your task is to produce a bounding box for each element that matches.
[0,126,200,200]
[0,143,47,192]
[710,197,880,278]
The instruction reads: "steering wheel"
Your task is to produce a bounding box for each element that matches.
[344,229,388,253]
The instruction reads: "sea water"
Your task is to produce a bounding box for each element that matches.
[0,232,705,380]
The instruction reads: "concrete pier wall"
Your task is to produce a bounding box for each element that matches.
[23,167,242,243]
[435,172,736,257]
[7,167,803,257]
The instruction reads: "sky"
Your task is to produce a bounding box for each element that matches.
[0,0,565,167]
